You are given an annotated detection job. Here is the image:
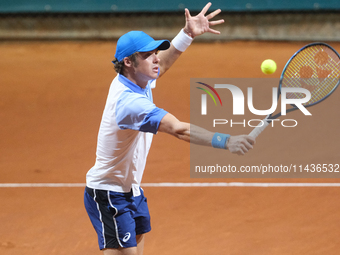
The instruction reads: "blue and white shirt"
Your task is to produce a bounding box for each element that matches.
[86,74,168,196]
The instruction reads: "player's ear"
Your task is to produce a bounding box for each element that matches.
[123,57,133,67]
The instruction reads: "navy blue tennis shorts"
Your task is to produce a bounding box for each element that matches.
[84,186,151,250]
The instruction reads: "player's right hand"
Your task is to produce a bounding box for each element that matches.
[226,135,255,155]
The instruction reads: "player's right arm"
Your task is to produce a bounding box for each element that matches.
[158,113,255,155]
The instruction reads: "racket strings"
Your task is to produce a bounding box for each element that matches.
[281,44,340,106]
[285,48,336,101]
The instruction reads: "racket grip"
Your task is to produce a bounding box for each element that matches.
[249,119,270,138]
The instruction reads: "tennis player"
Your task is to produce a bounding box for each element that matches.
[84,3,255,255]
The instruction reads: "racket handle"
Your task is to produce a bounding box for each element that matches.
[249,119,270,138]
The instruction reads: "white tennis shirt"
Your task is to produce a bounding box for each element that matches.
[86,74,168,196]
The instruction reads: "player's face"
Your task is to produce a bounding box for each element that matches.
[133,49,160,86]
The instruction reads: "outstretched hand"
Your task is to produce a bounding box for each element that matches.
[184,2,225,38]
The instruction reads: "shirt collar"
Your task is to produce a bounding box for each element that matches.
[118,74,148,95]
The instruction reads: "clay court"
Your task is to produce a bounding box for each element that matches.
[1,39,340,254]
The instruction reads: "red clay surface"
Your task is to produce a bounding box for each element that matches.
[1,41,340,254]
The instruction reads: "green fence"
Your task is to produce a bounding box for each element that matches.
[1,0,340,13]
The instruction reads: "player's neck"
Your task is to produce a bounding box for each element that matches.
[123,71,148,89]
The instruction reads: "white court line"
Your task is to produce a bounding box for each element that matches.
[0,182,340,188]
[0,183,86,188]
[142,182,340,187]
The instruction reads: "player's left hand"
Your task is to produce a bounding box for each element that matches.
[184,2,224,38]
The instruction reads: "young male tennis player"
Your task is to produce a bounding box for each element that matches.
[84,3,255,255]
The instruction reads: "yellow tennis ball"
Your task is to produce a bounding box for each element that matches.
[261,59,277,75]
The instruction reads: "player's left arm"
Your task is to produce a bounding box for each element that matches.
[157,2,224,77]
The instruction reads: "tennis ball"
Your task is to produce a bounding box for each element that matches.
[261,59,277,75]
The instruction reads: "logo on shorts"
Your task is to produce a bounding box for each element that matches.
[123,232,131,242]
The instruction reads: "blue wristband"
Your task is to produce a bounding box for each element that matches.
[211,133,230,149]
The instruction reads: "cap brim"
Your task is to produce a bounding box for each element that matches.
[138,40,170,52]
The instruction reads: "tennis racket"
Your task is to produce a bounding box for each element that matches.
[249,42,340,138]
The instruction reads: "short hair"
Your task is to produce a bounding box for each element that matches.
[113,52,139,74]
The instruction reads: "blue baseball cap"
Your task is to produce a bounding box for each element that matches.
[114,31,170,62]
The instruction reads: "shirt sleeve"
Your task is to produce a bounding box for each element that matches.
[116,90,168,134]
